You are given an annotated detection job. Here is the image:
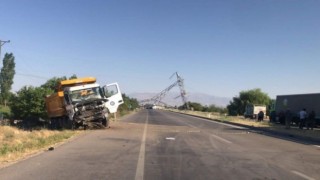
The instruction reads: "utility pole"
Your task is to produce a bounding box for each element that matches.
[0,40,10,62]
[0,40,10,108]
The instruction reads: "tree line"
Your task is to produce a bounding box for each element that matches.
[177,88,272,116]
[178,102,228,114]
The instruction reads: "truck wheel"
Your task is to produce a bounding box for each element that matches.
[57,118,63,129]
[63,117,72,129]
[67,121,72,129]
[102,118,109,128]
[50,118,57,130]
[50,119,55,129]
[71,121,75,130]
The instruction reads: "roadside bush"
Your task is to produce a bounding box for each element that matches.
[10,86,53,122]
[118,94,139,116]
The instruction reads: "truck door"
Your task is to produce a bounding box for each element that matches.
[102,83,124,113]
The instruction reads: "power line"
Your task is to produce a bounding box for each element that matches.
[15,72,49,80]
[0,39,10,63]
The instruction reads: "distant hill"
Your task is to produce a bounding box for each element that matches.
[129,92,230,107]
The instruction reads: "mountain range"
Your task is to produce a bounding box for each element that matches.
[129,92,231,107]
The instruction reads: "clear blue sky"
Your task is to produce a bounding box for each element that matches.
[1,0,319,99]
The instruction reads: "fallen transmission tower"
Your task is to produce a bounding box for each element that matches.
[141,72,189,109]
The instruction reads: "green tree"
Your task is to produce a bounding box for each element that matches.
[0,53,15,106]
[189,102,203,111]
[227,88,270,116]
[203,104,228,114]
[41,75,78,91]
[41,76,67,91]
[10,86,53,119]
[69,74,77,80]
[179,102,204,111]
[227,97,242,115]
[118,94,139,115]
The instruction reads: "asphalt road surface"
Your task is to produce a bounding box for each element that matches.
[1,110,320,180]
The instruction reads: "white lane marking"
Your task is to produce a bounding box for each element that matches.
[135,113,149,180]
[314,145,320,148]
[187,130,201,133]
[211,134,232,144]
[165,137,176,140]
[291,171,315,180]
[177,113,248,130]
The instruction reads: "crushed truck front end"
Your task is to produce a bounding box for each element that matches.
[64,83,109,129]
[45,77,123,130]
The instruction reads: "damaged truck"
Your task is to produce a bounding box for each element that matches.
[45,77,123,129]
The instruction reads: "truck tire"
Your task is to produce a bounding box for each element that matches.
[57,118,63,129]
[50,118,60,130]
[66,119,73,129]
[60,116,69,129]
[102,118,109,128]
[49,118,55,130]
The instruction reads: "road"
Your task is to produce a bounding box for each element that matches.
[1,109,319,180]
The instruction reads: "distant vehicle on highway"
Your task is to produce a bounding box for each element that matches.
[144,104,164,109]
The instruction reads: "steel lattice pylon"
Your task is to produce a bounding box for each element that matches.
[140,72,189,109]
[174,72,189,110]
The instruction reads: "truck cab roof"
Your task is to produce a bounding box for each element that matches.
[58,77,96,91]
[64,83,100,92]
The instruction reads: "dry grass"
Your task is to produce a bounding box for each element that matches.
[0,126,80,165]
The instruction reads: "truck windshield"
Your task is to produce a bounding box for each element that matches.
[70,87,102,103]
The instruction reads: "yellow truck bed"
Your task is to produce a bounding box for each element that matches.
[45,91,66,118]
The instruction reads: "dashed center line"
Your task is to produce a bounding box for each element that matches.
[211,134,232,144]
[291,170,315,180]
[165,137,176,140]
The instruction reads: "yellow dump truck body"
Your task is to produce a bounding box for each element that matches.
[46,91,65,118]
[45,77,97,118]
